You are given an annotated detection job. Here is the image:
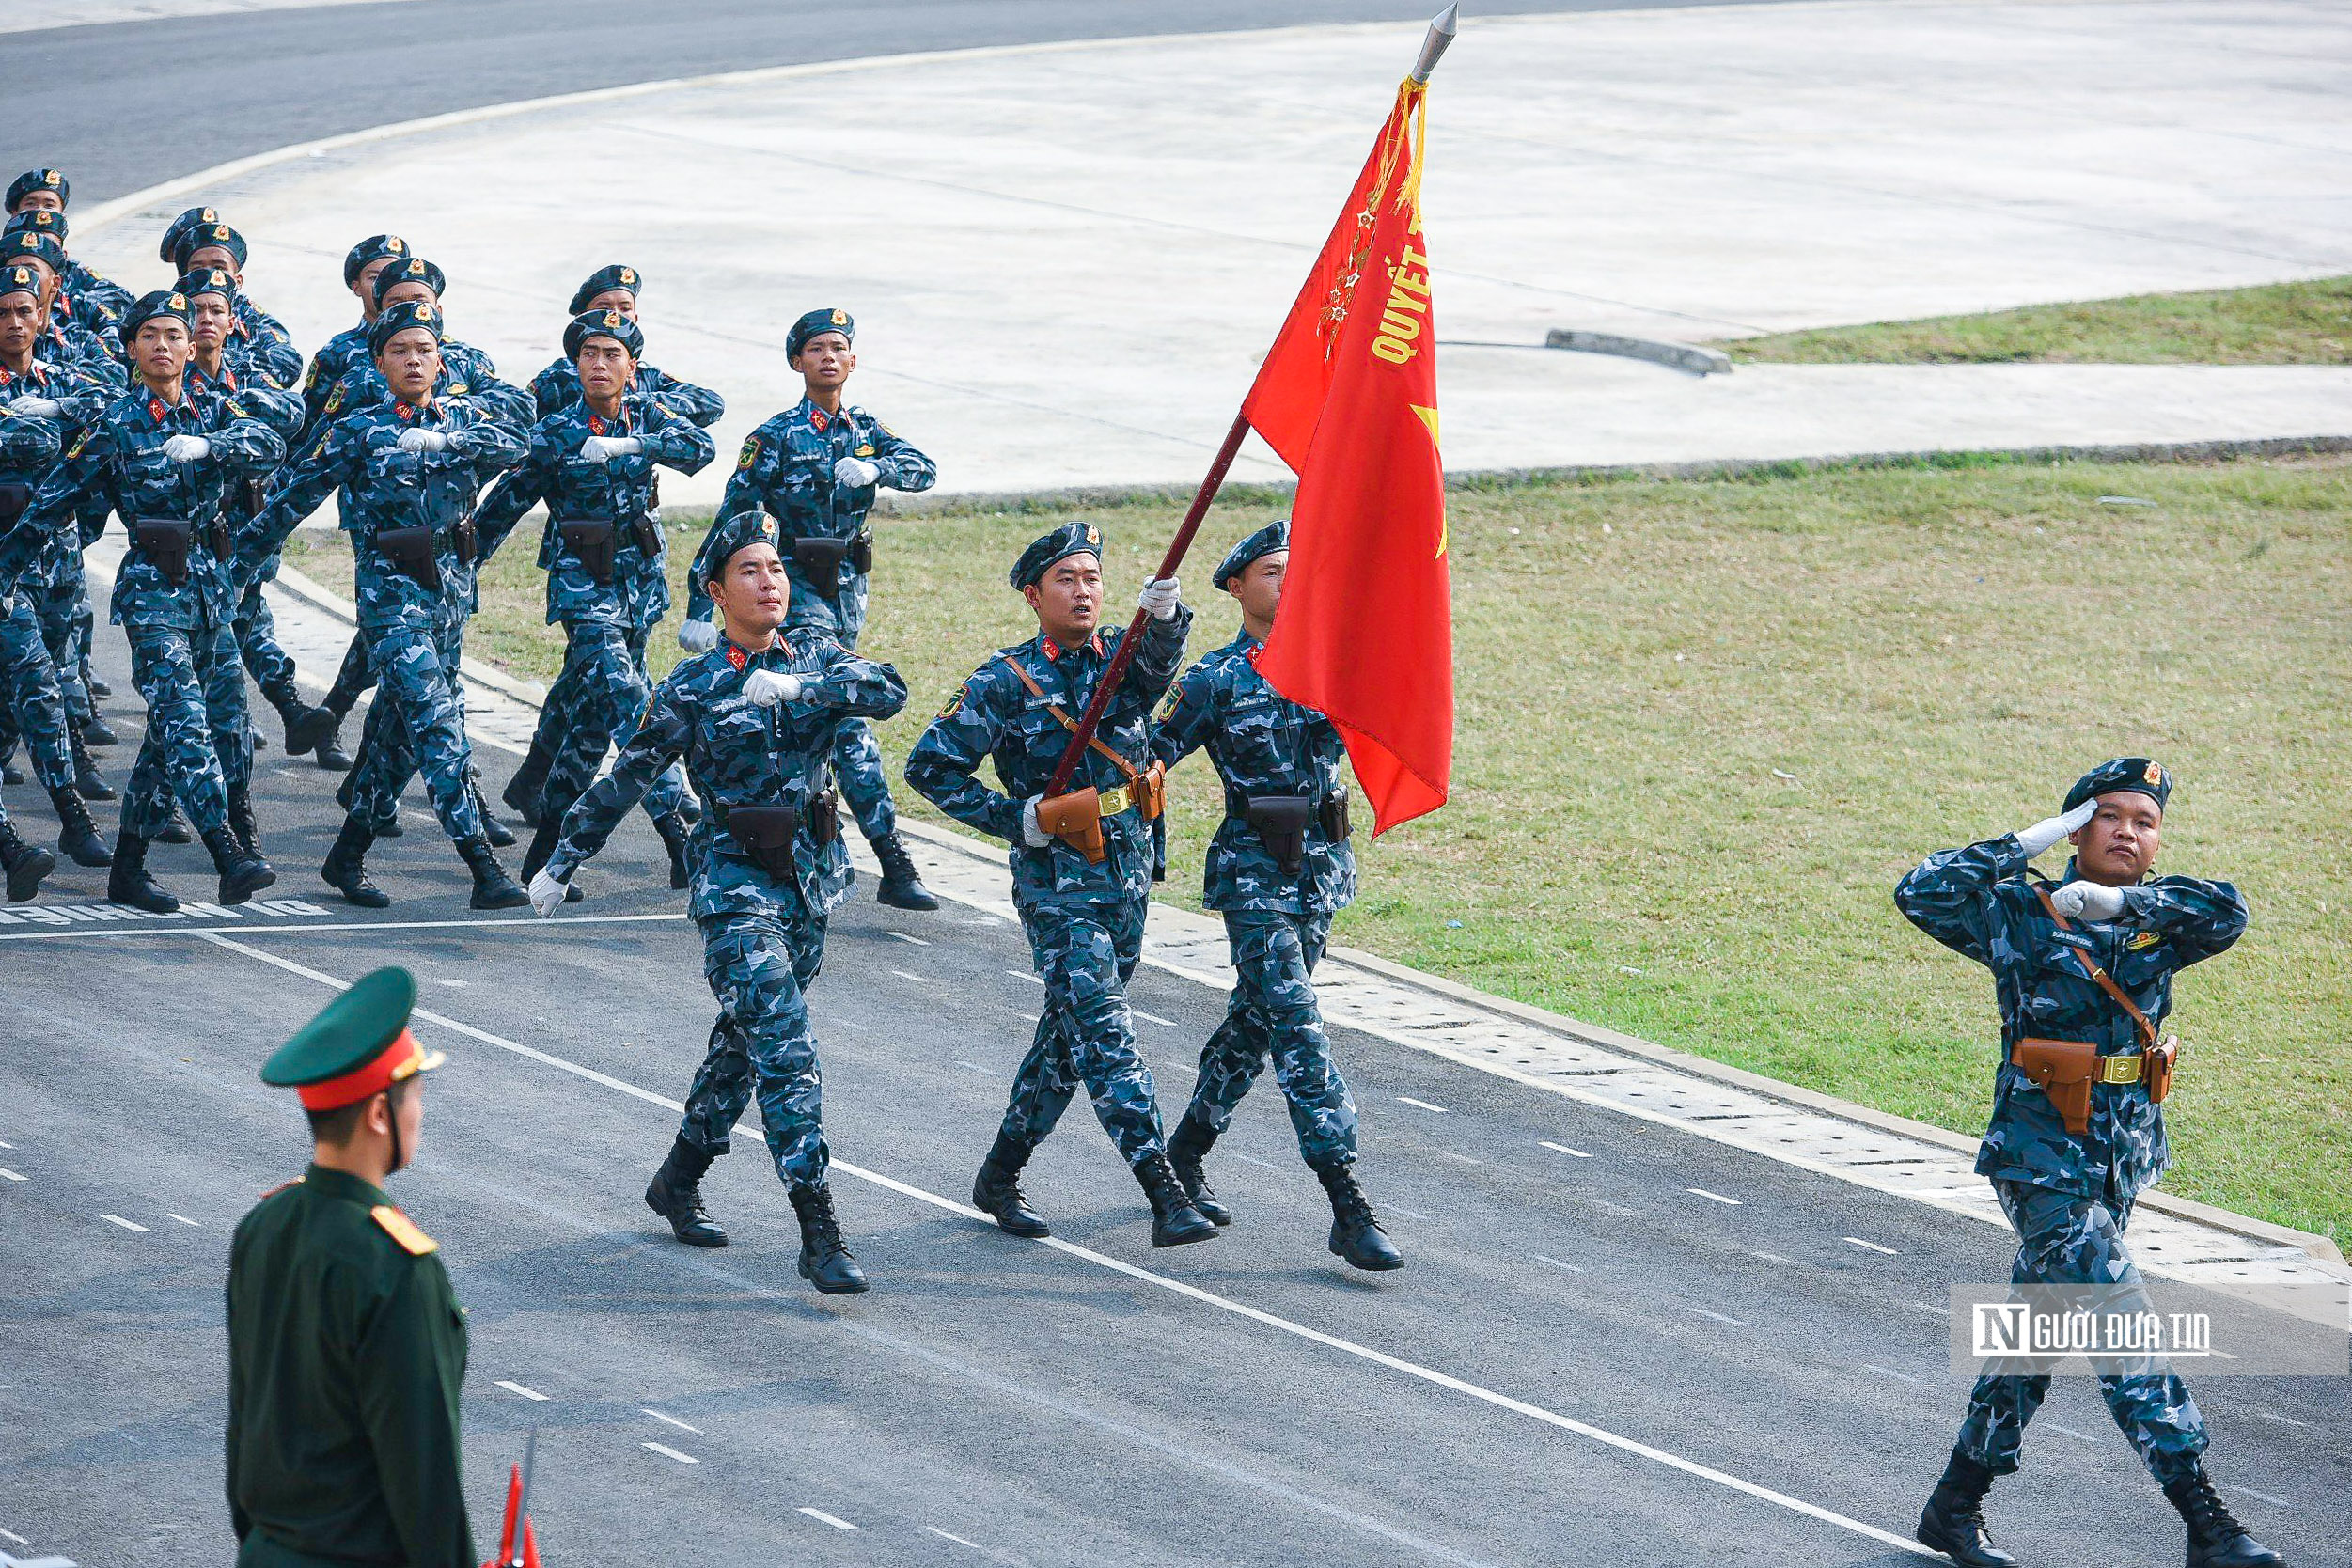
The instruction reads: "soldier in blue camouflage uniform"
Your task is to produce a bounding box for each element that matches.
[905,522,1216,1247]
[7,171,133,328]
[684,308,940,912]
[476,308,714,889]
[1149,520,1401,1271]
[0,263,114,872]
[170,221,304,390]
[502,264,724,835]
[4,203,126,363]
[1897,760,2277,1568]
[250,301,531,911]
[529,512,908,1295]
[0,225,123,375]
[6,290,283,912]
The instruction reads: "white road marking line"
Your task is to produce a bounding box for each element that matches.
[955,1059,994,1074]
[886,931,930,946]
[1863,1365,1924,1386]
[1843,1237,1900,1255]
[643,1441,698,1464]
[1539,1140,1591,1158]
[0,1137,15,1147]
[1133,1009,1177,1027]
[1907,1302,1948,1317]
[2240,1487,2292,1509]
[1534,1255,1584,1273]
[2046,1424,2099,1444]
[494,1380,549,1401]
[1396,1096,1449,1113]
[2257,1411,2309,1428]
[2,911,687,942]
[438,978,466,988]
[1752,1251,1793,1264]
[1686,1187,1742,1206]
[166,1213,201,1227]
[272,767,303,778]
[798,1507,856,1530]
[890,969,930,983]
[927,1527,986,1548]
[1014,1011,1040,1023]
[1693,1309,1749,1327]
[1006,968,1043,984]
[643,1409,701,1434]
[0,1526,28,1544]
[1231,1152,1282,1171]
[102,1214,149,1231]
[1387,1203,1433,1221]
[1443,1152,1483,1167]
[0,1167,23,1182]
[204,933,1943,1560]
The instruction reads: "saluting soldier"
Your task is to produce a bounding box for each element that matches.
[682,308,940,912]
[476,307,715,890]
[1896,760,2278,1568]
[905,523,1215,1247]
[228,965,475,1567]
[1149,520,1400,1271]
[528,513,909,1294]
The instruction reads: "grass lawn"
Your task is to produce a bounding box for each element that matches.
[282,455,2352,1247]
[1717,275,2352,365]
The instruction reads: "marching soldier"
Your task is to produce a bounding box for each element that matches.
[7,288,283,912]
[229,965,476,1567]
[1896,760,2278,1568]
[168,219,304,389]
[251,300,531,909]
[6,169,133,324]
[905,523,1215,1247]
[1149,520,1400,1270]
[0,224,121,377]
[683,308,940,912]
[476,307,716,889]
[528,512,910,1294]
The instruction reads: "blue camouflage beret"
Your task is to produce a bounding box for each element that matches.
[368,299,444,357]
[176,267,238,305]
[159,205,220,265]
[0,264,41,302]
[5,209,66,243]
[2063,757,2171,815]
[184,221,248,270]
[122,289,195,339]
[563,306,643,361]
[0,230,63,272]
[6,168,68,212]
[568,262,640,316]
[1214,518,1291,590]
[698,511,784,584]
[788,306,854,360]
[373,255,446,307]
[1010,521,1103,590]
[343,232,409,286]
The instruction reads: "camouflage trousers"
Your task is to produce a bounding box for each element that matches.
[687,902,831,1191]
[337,612,484,844]
[233,571,302,716]
[1001,898,1167,1166]
[1185,910,1358,1169]
[531,618,684,823]
[0,590,73,792]
[1953,1180,2209,1484]
[832,717,895,843]
[37,547,92,723]
[121,617,246,841]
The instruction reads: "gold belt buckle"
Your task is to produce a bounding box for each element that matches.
[1097,785,1131,818]
[2098,1055,2143,1085]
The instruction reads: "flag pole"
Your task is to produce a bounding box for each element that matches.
[1043,5,1461,797]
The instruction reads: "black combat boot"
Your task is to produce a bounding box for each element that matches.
[1135,1152,1218,1247]
[205,823,275,905]
[80,708,118,746]
[320,816,390,908]
[1165,1108,1232,1225]
[970,1133,1051,1238]
[501,735,553,825]
[458,835,528,910]
[279,697,339,760]
[644,1137,728,1247]
[1317,1164,1403,1271]
[311,716,353,772]
[375,808,403,837]
[250,724,268,754]
[468,773,516,848]
[674,788,701,824]
[1917,1452,2019,1568]
[1,756,23,786]
[227,784,263,859]
[2165,1464,2284,1568]
[789,1183,870,1294]
[49,786,110,868]
[70,723,114,800]
[870,831,939,911]
[653,811,693,890]
[156,806,193,844]
[84,663,109,699]
[107,831,178,914]
[1,821,55,902]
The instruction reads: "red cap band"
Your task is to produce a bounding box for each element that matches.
[297,1027,425,1111]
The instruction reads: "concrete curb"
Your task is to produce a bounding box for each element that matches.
[1546,327,1733,376]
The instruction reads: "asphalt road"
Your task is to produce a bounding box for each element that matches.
[2,639,2344,1566]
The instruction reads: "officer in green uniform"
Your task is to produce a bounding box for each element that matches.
[227,966,476,1568]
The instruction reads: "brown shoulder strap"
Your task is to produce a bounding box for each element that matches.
[2032,885,2159,1048]
[1001,655,1141,786]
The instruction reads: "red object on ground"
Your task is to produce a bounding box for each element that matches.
[1244,81,1451,833]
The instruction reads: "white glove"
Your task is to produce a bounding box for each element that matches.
[9,396,61,419]
[580,434,641,463]
[2014,798,2096,858]
[1021,795,1054,848]
[161,433,211,463]
[397,428,448,454]
[742,668,804,708]
[677,619,719,654]
[832,455,880,488]
[1138,576,1182,621]
[527,867,570,917]
[2050,881,2130,921]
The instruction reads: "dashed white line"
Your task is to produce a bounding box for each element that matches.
[2240,1487,2292,1509]
[2046,1424,2099,1445]
[927,1526,986,1549]
[438,978,466,988]
[886,930,931,946]
[643,1441,698,1464]
[2257,1411,2309,1428]
[1133,1009,1177,1027]
[1231,1152,1282,1171]
[0,1167,24,1182]
[1005,968,1043,985]
[643,1409,701,1434]
[102,1214,149,1231]
[1387,1203,1433,1221]
[1906,1302,1948,1317]
[1686,1187,1742,1206]
[1863,1365,1924,1386]
[0,1525,28,1544]
[1396,1096,1449,1113]
[1752,1251,1793,1264]
[890,969,931,983]
[0,1137,14,1148]
[1693,1309,1749,1327]
[494,1380,549,1401]
[955,1059,994,1074]
[1442,1152,1483,1167]
[1539,1140,1591,1158]
[798,1507,856,1530]
[1843,1237,1900,1256]
[1013,1011,1040,1024]
[1533,1255,1584,1273]
[166,1213,202,1227]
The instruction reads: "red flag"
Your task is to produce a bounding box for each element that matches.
[1245,83,1450,833]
